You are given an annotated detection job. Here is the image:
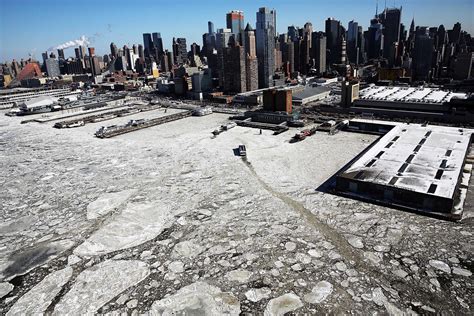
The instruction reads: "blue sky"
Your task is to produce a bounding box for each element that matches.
[1,0,473,61]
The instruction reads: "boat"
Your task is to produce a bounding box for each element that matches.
[92,114,116,122]
[193,107,213,116]
[290,127,316,143]
[118,108,140,117]
[66,120,85,128]
[222,122,236,130]
[238,145,247,156]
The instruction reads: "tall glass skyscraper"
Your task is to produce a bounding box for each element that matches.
[256,7,276,88]
[379,7,402,59]
[152,32,164,56]
[142,33,153,57]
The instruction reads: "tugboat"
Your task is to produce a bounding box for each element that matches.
[212,122,236,136]
[290,127,317,143]
[238,145,247,156]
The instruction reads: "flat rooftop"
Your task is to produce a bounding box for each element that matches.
[293,86,330,99]
[359,86,468,104]
[340,122,473,199]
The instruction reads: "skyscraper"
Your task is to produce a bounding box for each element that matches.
[379,7,402,61]
[244,23,256,58]
[347,20,359,64]
[57,49,65,60]
[216,28,233,87]
[300,33,311,74]
[160,50,173,72]
[190,43,201,58]
[226,10,244,37]
[357,26,366,64]
[244,23,258,91]
[125,46,138,71]
[450,22,462,45]
[74,48,81,60]
[312,32,327,75]
[138,44,144,60]
[176,38,188,65]
[208,21,215,34]
[256,7,276,88]
[223,44,246,93]
[303,22,313,48]
[340,37,347,65]
[325,18,341,65]
[152,32,164,56]
[288,25,299,42]
[366,17,384,60]
[284,41,295,75]
[110,42,118,58]
[76,46,86,60]
[42,52,48,65]
[453,52,473,80]
[412,28,434,81]
[203,21,217,59]
[90,56,101,76]
[143,33,153,57]
[216,28,233,50]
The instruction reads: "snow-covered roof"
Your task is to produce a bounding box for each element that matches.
[341,122,473,199]
[358,86,468,104]
[20,95,57,109]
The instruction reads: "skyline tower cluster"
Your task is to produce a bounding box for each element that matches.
[0,5,472,90]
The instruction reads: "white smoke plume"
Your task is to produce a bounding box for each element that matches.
[48,35,90,51]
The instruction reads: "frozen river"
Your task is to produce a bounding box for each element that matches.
[0,109,472,314]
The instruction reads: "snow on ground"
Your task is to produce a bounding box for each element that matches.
[0,109,473,314]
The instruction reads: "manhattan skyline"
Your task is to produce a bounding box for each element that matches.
[0,0,473,61]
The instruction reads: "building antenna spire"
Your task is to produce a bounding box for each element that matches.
[376,0,378,17]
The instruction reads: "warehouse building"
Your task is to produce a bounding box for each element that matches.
[336,121,473,219]
[291,85,331,105]
[353,85,468,113]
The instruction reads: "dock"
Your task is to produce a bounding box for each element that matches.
[96,110,192,138]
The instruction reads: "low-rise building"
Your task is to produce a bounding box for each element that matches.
[336,120,473,219]
[291,85,331,105]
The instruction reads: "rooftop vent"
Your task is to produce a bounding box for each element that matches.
[366,159,377,167]
[389,177,399,185]
[398,163,409,173]
[440,159,448,168]
[428,184,437,194]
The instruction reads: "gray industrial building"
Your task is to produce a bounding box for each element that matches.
[336,121,473,219]
[291,85,331,105]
